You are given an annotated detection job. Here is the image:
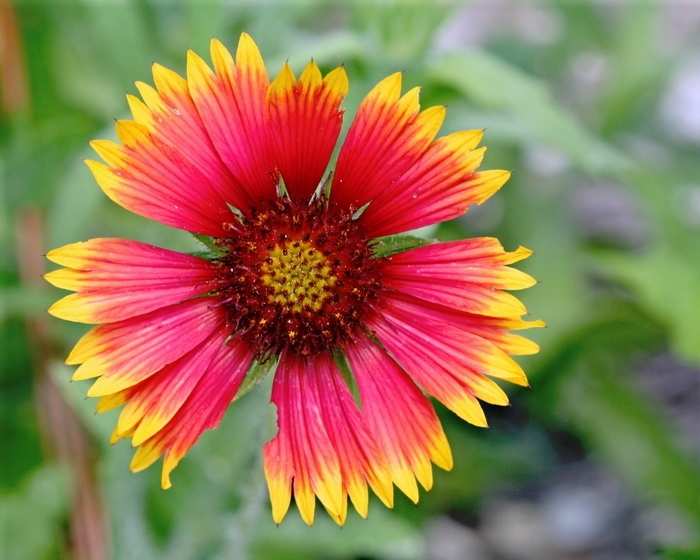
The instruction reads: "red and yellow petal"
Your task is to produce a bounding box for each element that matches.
[371,292,528,426]
[262,420,294,523]
[187,35,276,207]
[267,61,348,202]
[331,73,445,211]
[359,130,509,237]
[380,238,537,317]
[263,352,343,525]
[346,341,452,503]
[448,313,544,357]
[127,64,249,211]
[45,238,219,324]
[67,299,225,397]
[129,334,253,488]
[263,351,393,525]
[87,120,234,236]
[111,326,228,446]
[310,352,393,519]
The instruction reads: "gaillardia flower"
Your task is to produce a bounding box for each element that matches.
[46,33,542,525]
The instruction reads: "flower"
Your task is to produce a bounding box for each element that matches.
[45,33,543,525]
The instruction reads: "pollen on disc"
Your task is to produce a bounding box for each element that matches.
[260,241,337,313]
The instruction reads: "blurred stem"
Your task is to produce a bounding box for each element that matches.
[224,454,267,560]
[0,1,30,114]
[219,382,274,560]
[17,209,108,560]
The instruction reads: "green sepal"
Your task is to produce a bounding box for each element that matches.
[371,234,432,258]
[234,358,278,402]
[320,171,333,199]
[332,350,359,402]
[191,233,227,259]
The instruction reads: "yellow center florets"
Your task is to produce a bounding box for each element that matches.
[260,241,337,313]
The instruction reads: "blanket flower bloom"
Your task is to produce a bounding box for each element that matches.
[45,33,543,525]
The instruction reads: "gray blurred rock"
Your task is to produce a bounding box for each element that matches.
[541,481,625,552]
[425,516,490,560]
[635,506,696,550]
[673,184,700,229]
[480,500,555,560]
[523,144,571,178]
[476,461,674,560]
[568,51,610,105]
[434,1,563,52]
[458,193,504,234]
[636,353,700,460]
[660,57,700,144]
[571,183,649,249]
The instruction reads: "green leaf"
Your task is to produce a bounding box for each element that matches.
[0,318,43,490]
[599,6,669,135]
[372,234,431,258]
[597,245,700,365]
[0,287,54,323]
[234,359,277,402]
[592,164,700,368]
[191,233,227,259]
[51,362,119,443]
[659,549,700,560]
[47,139,109,249]
[251,504,424,560]
[332,350,359,402]
[351,0,451,65]
[0,465,68,560]
[531,303,700,530]
[427,50,630,176]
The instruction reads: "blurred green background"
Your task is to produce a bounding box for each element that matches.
[2,1,700,559]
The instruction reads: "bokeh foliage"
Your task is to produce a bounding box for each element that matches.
[2,1,699,559]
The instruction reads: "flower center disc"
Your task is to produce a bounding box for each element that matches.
[215,199,383,359]
[261,240,337,313]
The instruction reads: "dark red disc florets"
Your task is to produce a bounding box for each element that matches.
[213,197,383,359]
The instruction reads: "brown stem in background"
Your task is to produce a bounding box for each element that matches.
[17,209,109,560]
[0,1,30,114]
[6,1,108,556]
[6,2,108,555]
